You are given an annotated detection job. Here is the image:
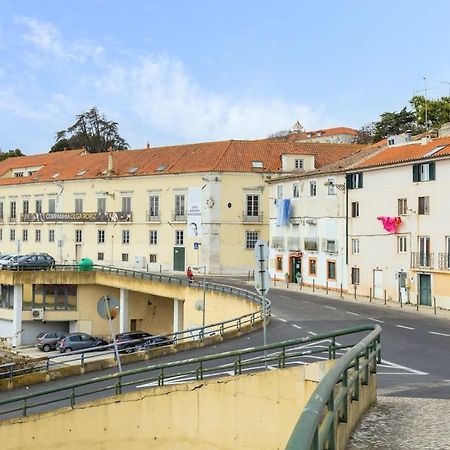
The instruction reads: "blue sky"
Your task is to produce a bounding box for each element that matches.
[1,0,450,154]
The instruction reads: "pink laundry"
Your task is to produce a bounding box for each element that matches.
[377,216,402,233]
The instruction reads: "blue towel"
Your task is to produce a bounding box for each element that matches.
[277,199,291,226]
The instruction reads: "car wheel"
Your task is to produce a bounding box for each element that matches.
[64,347,72,353]
[43,344,51,352]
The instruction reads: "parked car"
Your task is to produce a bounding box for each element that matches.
[114,331,153,353]
[56,332,108,353]
[36,331,67,352]
[7,253,55,271]
[0,254,20,269]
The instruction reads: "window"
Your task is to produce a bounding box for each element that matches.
[149,254,157,263]
[22,200,29,214]
[75,229,82,243]
[122,196,131,213]
[149,195,160,219]
[398,198,407,215]
[175,194,185,218]
[352,239,360,254]
[246,194,260,217]
[276,256,283,271]
[0,228,2,240]
[98,252,104,261]
[35,229,41,242]
[10,201,16,219]
[48,198,56,213]
[74,198,83,213]
[122,230,130,244]
[308,258,317,276]
[351,202,360,217]
[327,179,336,195]
[418,236,431,266]
[398,236,407,253]
[149,230,158,245]
[346,172,363,189]
[245,231,259,249]
[49,229,55,242]
[122,253,129,262]
[14,172,24,177]
[23,229,28,242]
[0,202,3,219]
[97,197,106,213]
[175,230,184,245]
[418,196,430,215]
[252,161,264,169]
[351,267,360,285]
[310,181,317,197]
[293,183,299,198]
[327,261,336,280]
[295,159,304,169]
[35,199,43,213]
[412,162,435,182]
[98,229,105,244]
[10,229,15,241]
[276,185,283,199]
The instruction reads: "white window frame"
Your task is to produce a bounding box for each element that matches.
[352,239,360,254]
[122,229,130,244]
[398,236,407,253]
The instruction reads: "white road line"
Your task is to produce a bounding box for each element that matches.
[307,331,317,336]
[292,324,302,329]
[369,318,384,323]
[396,324,415,330]
[429,331,450,337]
[381,359,428,375]
[278,318,287,323]
[322,305,337,310]
[377,372,428,376]
[346,311,360,316]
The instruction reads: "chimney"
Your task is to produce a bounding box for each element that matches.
[146,142,151,149]
[107,148,114,176]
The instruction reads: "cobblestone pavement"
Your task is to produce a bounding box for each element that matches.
[347,396,450,449]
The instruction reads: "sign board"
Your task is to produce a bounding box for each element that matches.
[97,295,119,320]
[254,240,270,296]
[194,242,201,250]
[188,187,202,237]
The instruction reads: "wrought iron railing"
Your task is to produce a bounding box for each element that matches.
[438,253,450,271]
[304,237,318,251]
[410,252,434,269]
[242,211,263,222]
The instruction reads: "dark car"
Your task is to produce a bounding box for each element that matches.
[114,331,153,353]
[56,332,108,353]
[7,253,55,271]
[36,331,67,352]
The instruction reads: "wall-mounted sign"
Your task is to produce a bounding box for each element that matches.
[21,211,132,223]
[188,187,202,237]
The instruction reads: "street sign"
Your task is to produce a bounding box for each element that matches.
[194,242,201,250]
[254,240,270,296]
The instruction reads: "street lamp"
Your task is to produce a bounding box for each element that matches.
[193,265,207,329]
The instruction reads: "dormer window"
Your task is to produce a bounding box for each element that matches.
[156,164,167,172]
[294,159,304,170]
[252,161,264,169]
[128,166,138,174]
[52,173,60,178]
[14,172,24,178]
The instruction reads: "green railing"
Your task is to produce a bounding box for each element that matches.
[285,323,381,450]
[0,324,380,423]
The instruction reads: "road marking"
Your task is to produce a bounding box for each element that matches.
[322,305,337,310]
[346,311,360,316]
[278,318,287,323]
[307,331,317,336]
[396,324,415,330]
[369,318,384,323]
[292,324,302,329]
[429,331,450,337]
[380,359,428,375]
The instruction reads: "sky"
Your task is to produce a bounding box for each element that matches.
[1,0,450,155]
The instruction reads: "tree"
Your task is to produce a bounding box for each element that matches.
[372,107,419,143]
[0,148,25,161]
[51,107,129,153]
[267,130,291,140]
[355,123,375,144]
[410,95,450,129]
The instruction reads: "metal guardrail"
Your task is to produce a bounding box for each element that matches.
[0,265,269,380]
[285,324,381,450]
[0,324,381,421]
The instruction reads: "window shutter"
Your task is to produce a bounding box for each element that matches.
[412,164,419,182]
[429,162,436,180]
[346,173,353,189]
[358,172,363,188]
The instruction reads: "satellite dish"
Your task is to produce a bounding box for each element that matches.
[195,300,205,311]
[97,295,119,320]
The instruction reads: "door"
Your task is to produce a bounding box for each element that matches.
[130,319,137,332]
[373,269,383,298]
[290,256,302,283]
[398,271,408,304]
[419,274,432,306]
[75,244,82,263]
[173,247,185,272]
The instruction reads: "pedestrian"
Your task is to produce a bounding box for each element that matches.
[186,266,194,282]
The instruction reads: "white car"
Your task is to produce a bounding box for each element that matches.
[0,254,21,268]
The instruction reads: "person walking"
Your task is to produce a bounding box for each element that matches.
[186,266,194,282]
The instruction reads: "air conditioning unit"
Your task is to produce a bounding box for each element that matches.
[134,256,145,269]
[32,308,44,321]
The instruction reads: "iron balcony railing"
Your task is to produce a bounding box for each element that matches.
[171,211,187,222]
[410,252,434,269]
[0,324,381,422]
[287,236,301,250]
[8,216,16,223]
[272,236,284,249]
[242,211,263,223]
[146,210,161,222]
[438,253,450,271]
[304,237,318,251]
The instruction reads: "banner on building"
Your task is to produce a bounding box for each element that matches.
[21,211,132,223]
[187,187,202,238]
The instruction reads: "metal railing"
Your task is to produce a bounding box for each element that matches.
[0,324,381,421]
[304,237,318,251]
[242,211,263,222]
[286,324,381,450]
[146,210,161,222]
[438,253,450,271]
[410,252,434,269]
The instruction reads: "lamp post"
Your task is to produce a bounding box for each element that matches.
[193,265,207,329]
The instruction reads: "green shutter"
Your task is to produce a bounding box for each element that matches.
[358,172,363,188]
[346,173,353,189]
[429,162,436,180]
[412,164,420,182]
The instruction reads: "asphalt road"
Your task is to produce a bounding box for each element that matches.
[1,278,449,420]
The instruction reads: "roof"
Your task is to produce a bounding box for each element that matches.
[353,137,450,170]
[288,126,358,141]
[0,140,366,186]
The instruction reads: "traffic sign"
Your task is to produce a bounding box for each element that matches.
[254,240,270,296]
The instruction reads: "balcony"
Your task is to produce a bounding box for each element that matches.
[242,211,263,223]
[287,236,300,250]
[438,253,450,271]
[322,239,338,254]
[8,216,17,223]
[304,237,318,251]
[272,236,284,249]
[410,252,434,269]
[171,211,187,222]
[147,211,161,222]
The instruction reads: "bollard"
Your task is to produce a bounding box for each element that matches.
[369,288,372,303]
[416,294,419,311]
[384,289,387,305]
[434,296,437,315]
[313,279,315,292]
[354,284,357,300]
[326,281,329,295]
[340,283,343,298]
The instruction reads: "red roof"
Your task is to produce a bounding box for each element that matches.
[288,127,358,141]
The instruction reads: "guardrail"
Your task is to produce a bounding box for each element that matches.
[286,324,381,450]
[0,324,381,421]
[1,265,270,380]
